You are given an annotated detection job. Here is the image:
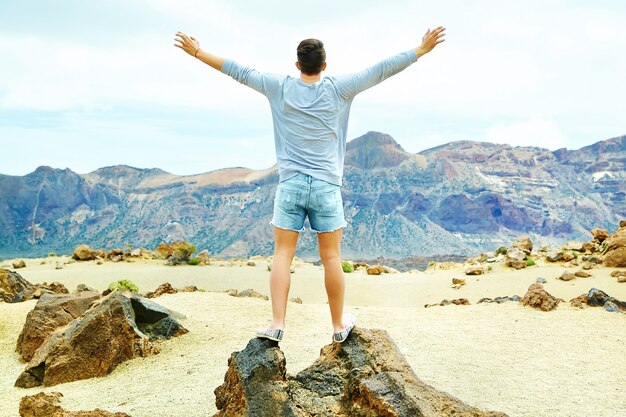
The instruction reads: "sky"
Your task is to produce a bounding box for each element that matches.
[0,0,625,176]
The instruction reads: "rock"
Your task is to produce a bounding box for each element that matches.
[574,271,592,278]
[591,228,610,243]
[13,259,27,268]
[366,265,385,275]
[452,298,470,305]
[382,265,399,274]
[290,297,302,304]
[561,252,575,262]
[96,260,103,265]
[15,291,186,387]
[16,291,101,362]
[586,288,626,311]
[236,288,269,300]
[179,285,198,292]
[610,270,626,278]
[452,278,466,285]
[72,244,98,261]
[581,262,594,270]
[1,269,34,302]
[464,266,483,275]
[581,241,597,253]
[153,242,174,260]
[570,294,588,309]
[225,289,238,296]
[352,262,370,270]
[246,261,256,266]
[213,329,508,417]
[546,251,562,262]
[477,298,493,304]
[145,282,177,298]
[604,301,620,312]
[76,284,98,293]
[197,250,210,265]
[520,284,560,311]
[602,223,626,267]
[505,247,526,269]
[618,276,626,283]
[536,277,547,284]
[19,391,131,417]
[558,272,576,281]
[512,235,533,255]
[563,241,584,252]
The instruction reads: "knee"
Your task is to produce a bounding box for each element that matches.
[320,251,341,266]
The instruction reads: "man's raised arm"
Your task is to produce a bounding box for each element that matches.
[174,31,224,71]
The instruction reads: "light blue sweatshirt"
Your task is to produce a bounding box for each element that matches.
[221,49,418,186]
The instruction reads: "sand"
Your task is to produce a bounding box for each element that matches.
[1,257,625,417]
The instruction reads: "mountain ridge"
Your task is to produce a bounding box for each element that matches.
[1,132,624,260]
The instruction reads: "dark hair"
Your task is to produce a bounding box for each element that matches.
[297,39,326,75]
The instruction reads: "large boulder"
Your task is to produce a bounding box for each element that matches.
[72,244,98,261]
[16,291,101,362]
[19,391,131,417]
[512,236,533,255]
[213,328,508,417]
[591,228,609,243]
[505,247,526,269]
[0,269,68,303]
[15,291,187,388]
[602,222,626,267]
[1,269,33,302]
[520,284,560,311]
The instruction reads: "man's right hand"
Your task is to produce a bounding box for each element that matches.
[415,26,446,58]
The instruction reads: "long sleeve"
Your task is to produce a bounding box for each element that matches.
[221,59,284,99]
[332,49,418,101]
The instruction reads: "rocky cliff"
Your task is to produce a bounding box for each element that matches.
[1,132,624,260]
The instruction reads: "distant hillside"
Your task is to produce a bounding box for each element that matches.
[1,131,624,260]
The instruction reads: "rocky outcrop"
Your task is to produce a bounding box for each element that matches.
[0,269,68,303]
[15,291,187,388]
[19,391,131,417]
[72,244,99,261]
[520,284,560,311]
[16,291,101,362]
[602,221,626,267]
[145,282,199,298]
[213,328,508,417]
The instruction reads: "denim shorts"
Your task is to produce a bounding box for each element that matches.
[270,173,348,233]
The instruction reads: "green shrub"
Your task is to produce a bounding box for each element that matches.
[526,258,536,267]
[107,279,139,294]
[487,265,493,271]
[48,252,57,257]
[187,257,200,266]
[341,260,354,273]
[571,251,578,259]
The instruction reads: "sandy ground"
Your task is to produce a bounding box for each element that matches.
[1,257,625,417]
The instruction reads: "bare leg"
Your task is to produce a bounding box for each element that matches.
[318,228,347,333]
[269,227,299,329]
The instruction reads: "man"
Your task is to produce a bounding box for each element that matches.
[174,26,445,343]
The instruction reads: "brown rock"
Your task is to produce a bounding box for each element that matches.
[570,294,588,309]
[610,270,626,278]
[452,278,466,285]
[618,276,626,283]
[561,252,575,262]
[581,241,597,253]
[15,291,187,387]
[289,297,303,304]
[602,224,626,267]
[16,291,101,362]
[574,271,592,278]
[179,285,198,292]
[563,241,584,252]
[452,298,471,305]
[197,250,210,265]
[464,266,484,275]
[505,247,526,269]
[72,245,98,261]
[213,329,508,417]
[1,268,33,302]
[153,242,174,260]
[581,262,594,270]
[236,288,269,300]
[366,265,385,275]
[13,259,27,268]
[545,251,562,262]
[19,391,131,417]
[145,282,177,298]
[512,236,533,255]
[352,262,370,270]
[558,272,576,281]
[520,284,560,311]
[591,228,610,243]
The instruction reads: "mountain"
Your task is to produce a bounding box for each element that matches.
[0,132,624,261]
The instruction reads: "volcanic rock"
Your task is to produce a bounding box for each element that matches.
[213,328,508,417]
[13,259,27,268]
[16,291,101,362]
[19,391,131,417]
[602,222,626,267]
[72,244,98,261]
[15,291,186,387]
[1,269,33,302]
[586,288,626,311]
[146,282,177,298]
[520,284,560,311]
[512,236,533,255]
